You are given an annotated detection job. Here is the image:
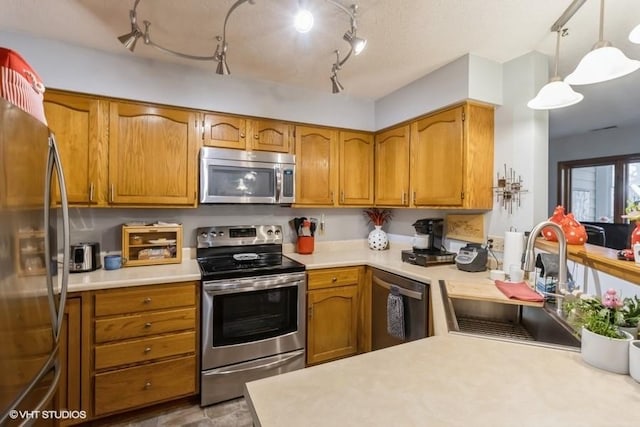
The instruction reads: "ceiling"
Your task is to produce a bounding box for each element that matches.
[1,0,640,139]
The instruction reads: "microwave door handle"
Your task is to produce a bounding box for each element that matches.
[275,165,282,203]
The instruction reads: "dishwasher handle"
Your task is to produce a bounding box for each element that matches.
[373,276,423,300]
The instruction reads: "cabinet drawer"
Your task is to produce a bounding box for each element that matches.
[94,355,196,416]
[94,308,196,343]
[94,282,195,316]
[95,331,196,370]
[307,267,361,290]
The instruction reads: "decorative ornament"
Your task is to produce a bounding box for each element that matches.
[493,164,527,214]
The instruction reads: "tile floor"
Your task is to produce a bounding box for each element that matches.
[110,398,253,427]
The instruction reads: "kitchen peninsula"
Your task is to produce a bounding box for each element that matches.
[243,242,640,427]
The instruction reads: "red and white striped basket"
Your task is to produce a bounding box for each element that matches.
[0,47,47,124]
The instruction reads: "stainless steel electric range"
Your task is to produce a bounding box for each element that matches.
[196,225,306,406]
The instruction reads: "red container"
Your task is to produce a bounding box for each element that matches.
[0,47,47,124]
[297,236,314,254]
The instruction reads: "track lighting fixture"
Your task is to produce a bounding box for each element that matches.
[117,0,366,94]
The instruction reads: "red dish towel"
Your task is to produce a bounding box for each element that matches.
[495,280,544,302]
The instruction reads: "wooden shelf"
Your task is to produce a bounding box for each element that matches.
[535,238,640,286]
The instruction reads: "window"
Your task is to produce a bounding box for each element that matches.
[558,154,640,224]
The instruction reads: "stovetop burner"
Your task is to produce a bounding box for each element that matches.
[401,248,457,267]
[196,225,305,281]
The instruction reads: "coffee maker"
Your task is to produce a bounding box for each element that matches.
[401,218,456,267]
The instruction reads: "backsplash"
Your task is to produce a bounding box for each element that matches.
[67,206,454,252]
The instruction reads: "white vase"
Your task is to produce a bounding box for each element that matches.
[630,340,640,383]
[368,225,388,251]
[580,327,633,374]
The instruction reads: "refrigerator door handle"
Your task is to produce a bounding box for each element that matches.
[44,133,70,341]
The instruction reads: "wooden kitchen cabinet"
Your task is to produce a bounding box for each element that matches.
[294,125,338,205]
[56,297,82,425]
[374,124,410,206]
[90,281,198,417]
[338,131,374,205]
[44,90,108,206]
[108,102,198,206]
[306,267,363,365]
[202,113,293,153]
[410,102,494,209]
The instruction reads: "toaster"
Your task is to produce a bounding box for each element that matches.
[455,243,488,272]
[70,242,101,273]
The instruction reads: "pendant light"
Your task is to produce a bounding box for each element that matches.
[630,24,640,44]
[528,30,583,110]
[565,0,640,85]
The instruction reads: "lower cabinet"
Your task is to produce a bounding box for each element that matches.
[56,297,82,425]
[91,281,198,417]
[306,267,363,365]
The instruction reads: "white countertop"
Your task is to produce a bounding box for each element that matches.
[245,334,640,427]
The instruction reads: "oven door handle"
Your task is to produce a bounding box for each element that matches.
[203,274,305,294]
[372,276,423,300]
[204,349,305,376]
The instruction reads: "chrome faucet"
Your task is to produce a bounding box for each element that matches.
[522,221,568,315]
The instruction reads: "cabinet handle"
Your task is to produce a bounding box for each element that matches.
[144,322,152,328]
[240,132,245,138]
[308,305,313,318]
[330,191,334,204]
[332,277,338,282]
[254,134,259,139]
[413,191,417,204]
[89,182,94,203]
[401,192,406,205]
[144,381,152,390]
[143,297,152,304]
[340,191,344,203]
[109,184,114,203]
[144,346,152,353]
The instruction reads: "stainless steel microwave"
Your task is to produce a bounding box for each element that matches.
[199,147,295,204]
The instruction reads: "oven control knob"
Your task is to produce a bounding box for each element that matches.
[274,229,281,235]
[267,229,273,235]
[219,231,224,236]
[209,231,217,237]
[200,232,208,239]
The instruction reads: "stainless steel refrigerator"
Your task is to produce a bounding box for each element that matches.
[0,97,70,426]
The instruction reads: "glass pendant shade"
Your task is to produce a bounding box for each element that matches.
[564,45,640,85]
[527,78,584,110]
[630,24,640,44]
[294,9,314,33]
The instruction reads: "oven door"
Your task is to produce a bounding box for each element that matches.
[200,157,279,204]
[201,272,306,370]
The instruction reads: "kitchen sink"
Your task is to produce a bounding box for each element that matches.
[439,281,580,351]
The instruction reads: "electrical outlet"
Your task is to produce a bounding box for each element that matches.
[488,235,505,252]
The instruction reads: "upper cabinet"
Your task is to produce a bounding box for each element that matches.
[374,102,494,210]
[44,90,108,206]
[295,126,337,205]
[374,125,410,207]
[109,102,198,206]
[339,131,374,206]
[295,127,374,207]
[203,113,293,153]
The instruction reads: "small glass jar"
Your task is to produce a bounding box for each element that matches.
[130,235,143,245]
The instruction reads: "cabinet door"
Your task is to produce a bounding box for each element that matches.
[294,126,337,205]
[109,102,197,206]
[307,285,358,365]
[56,297,81,416]
[374,125,410,206]
[339,131,374,205]
[202,113,247,150]
[411,106,464,206]
[249,119,292,153]
[44,91,108,206]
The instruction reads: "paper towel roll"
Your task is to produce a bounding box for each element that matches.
[503,231,524,272]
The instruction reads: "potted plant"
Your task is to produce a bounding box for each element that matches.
[620,295,640,339]
[565,289,634,374]
[622,199,640,247]
[363,208,392,251]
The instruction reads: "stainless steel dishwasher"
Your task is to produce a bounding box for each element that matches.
[371,268,430,350]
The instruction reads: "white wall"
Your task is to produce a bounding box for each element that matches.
[0,31,375,131]
[488,51,549,236]
[374,54,503,130]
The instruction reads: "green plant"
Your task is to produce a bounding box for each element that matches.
[622,295,640,328]
[564,289,626,339]
[623,199,640,220]
[363,208,392,226]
